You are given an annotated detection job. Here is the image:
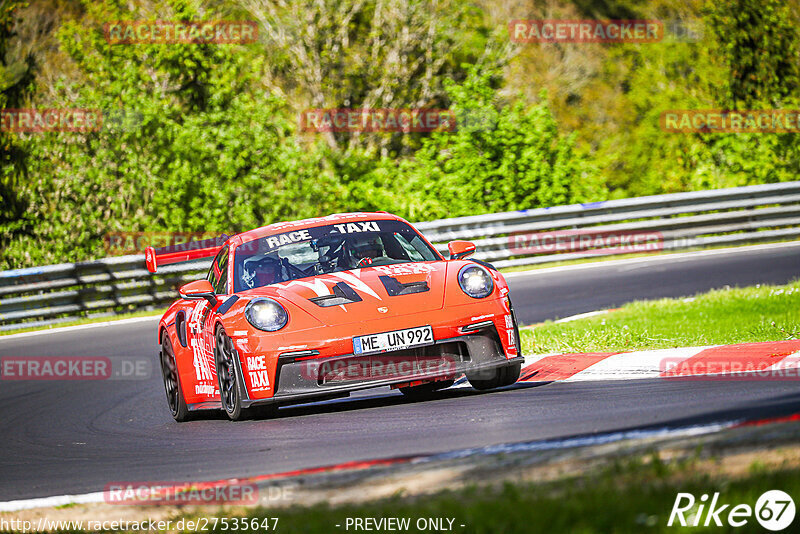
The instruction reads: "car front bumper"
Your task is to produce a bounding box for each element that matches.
[241,326,522,408]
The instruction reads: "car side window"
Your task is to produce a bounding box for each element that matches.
[392,232,425,261]
[207,247,229,294]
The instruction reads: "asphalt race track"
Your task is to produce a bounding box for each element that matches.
[1,243,799,501]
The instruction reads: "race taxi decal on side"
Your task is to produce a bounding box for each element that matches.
[245,355,271,392]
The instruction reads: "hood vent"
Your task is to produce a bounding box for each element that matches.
[309,282,363,307]
[379,275,429,296]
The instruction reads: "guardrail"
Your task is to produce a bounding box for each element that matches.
[2,181,799,330]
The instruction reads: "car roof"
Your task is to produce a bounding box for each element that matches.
[231,212,406,246]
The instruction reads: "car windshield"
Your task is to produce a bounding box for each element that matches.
[233,219,440,292]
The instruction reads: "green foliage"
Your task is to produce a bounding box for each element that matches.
[3,0,345,267]
[591,0,800,196]
[0,0,35,228]
[706,0,800,108]
[1,0,799,269]
[375,67,605,220]
[248,0,497,156]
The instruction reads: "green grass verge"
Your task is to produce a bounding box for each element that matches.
[0,308,166,336]
[522,280,800,355]
[200,454,800,534]
[498,239,800,274]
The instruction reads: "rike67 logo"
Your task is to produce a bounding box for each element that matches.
[668,490,795,531]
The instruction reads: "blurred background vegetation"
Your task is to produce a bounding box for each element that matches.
[1,0,798,269]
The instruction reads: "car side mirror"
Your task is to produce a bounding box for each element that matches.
[448,240,476,260]
[179,280,217,305]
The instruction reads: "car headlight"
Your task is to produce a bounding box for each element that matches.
[245,298,288,331]
[458,264,494,299]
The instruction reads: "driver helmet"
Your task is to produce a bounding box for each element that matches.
[253,256,281,286]
[352,236,384,259]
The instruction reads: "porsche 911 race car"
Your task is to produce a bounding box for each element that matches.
[146,212,523,421]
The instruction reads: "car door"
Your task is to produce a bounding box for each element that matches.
[186,246,230,398]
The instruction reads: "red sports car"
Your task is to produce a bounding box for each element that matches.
[146,212,523,421]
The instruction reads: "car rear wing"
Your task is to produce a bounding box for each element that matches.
[144,234,229,273]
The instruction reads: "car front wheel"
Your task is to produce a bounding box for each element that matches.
[215,327,247,421]
[214,327,277,421]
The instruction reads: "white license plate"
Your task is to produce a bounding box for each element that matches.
[353,325,434,355]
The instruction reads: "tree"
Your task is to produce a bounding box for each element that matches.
[242,0,506,155]
[0,0,36,227]
[359,67,605,221]
[707,0,800,109]
[1,0,345,268]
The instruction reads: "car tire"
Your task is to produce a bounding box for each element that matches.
[399,379,454,400]
[214,327,277,421]
[160,333,191,422]
[215,327,248,421]
[467,362,521,391]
